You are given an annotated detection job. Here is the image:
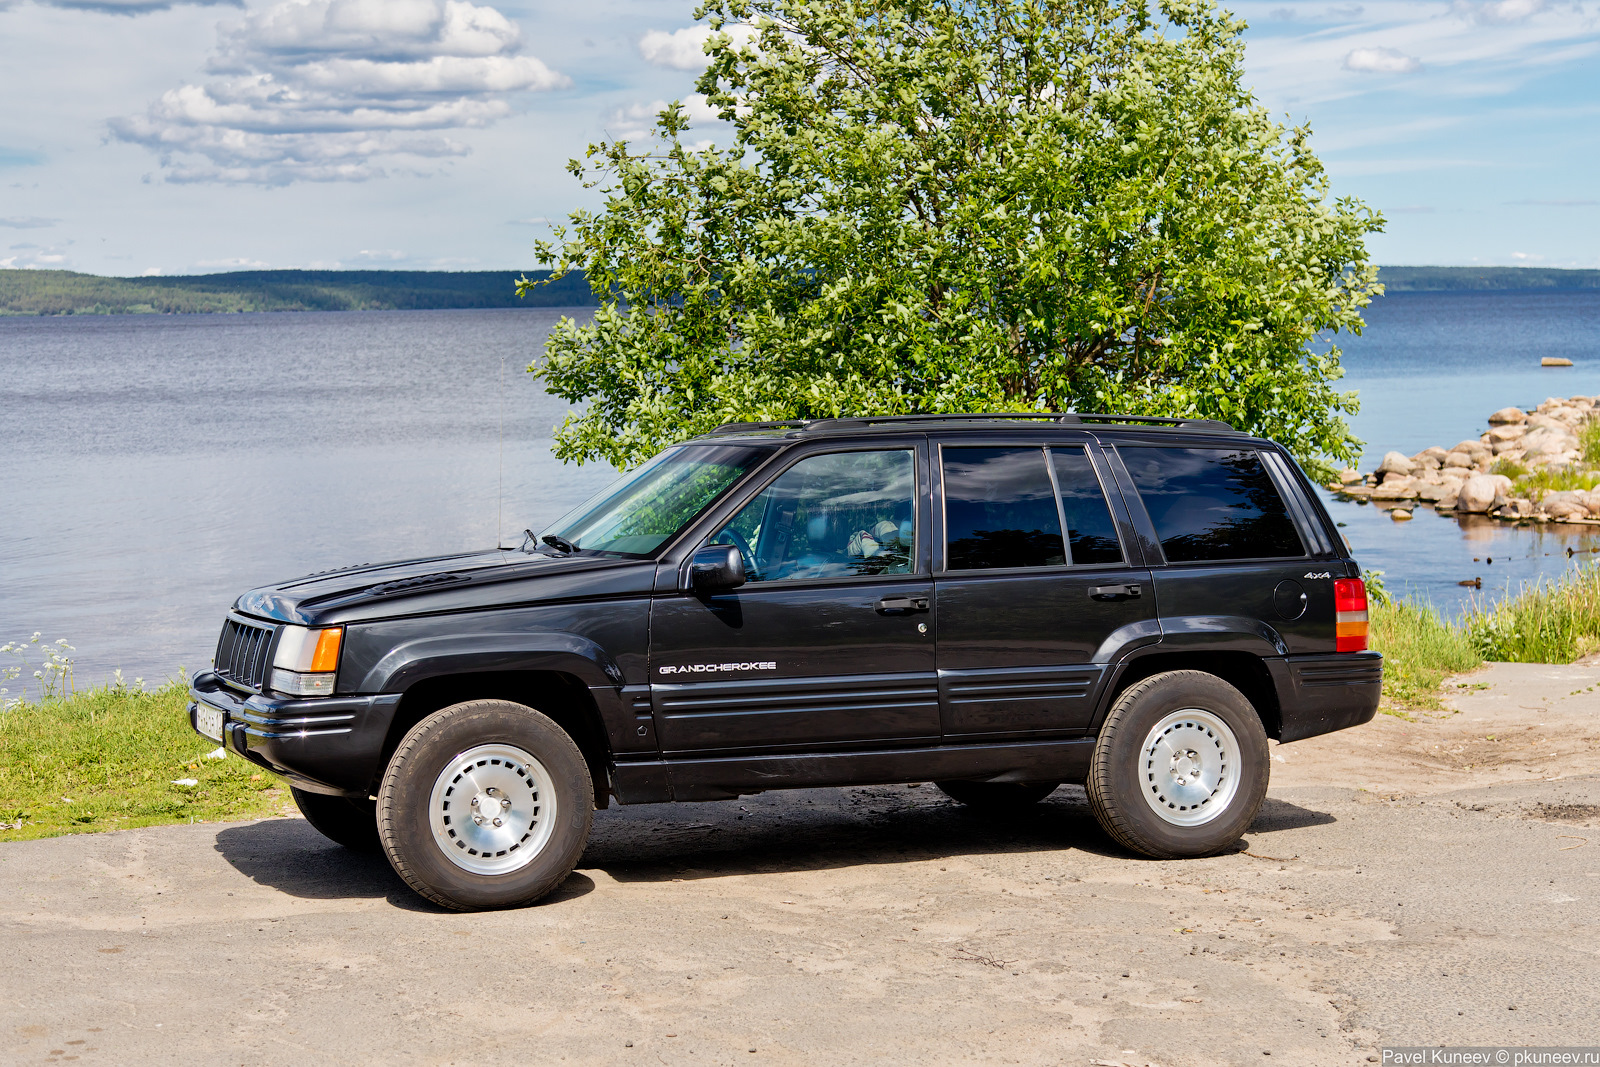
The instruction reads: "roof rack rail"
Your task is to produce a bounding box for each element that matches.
[706,412,1237,434]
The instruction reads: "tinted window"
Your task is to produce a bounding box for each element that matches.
[1121,447,1304,562]
[711,450,915,582]
[943,447,1065,570]
[1050,448,1124,565]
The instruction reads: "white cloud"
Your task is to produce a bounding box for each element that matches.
[603,95,724,141]
[0,244,69,268]
[110,0,569,185]
[354,248,406,260]
[639,26,712,70]
[39,0,238,13]
[1510,251,1545,260]
[638,24,754,70]
[1452,0,1548,24]
[1342,46,1422,73]
[0,216,58,228]
[196,257,269,268]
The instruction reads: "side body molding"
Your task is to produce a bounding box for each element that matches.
[357,631,625,694]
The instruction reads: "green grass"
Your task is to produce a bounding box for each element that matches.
[0,682,290,842]
[1367,563,1600,711]
[1368,598,1483,711]
[1463,563,1600,664]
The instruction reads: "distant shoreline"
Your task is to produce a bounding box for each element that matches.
[2,264,1597,317]
[0,268,597,317]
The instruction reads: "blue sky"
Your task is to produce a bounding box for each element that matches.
[0,0,1595,276]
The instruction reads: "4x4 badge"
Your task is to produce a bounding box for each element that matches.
[1304,571,1331,579]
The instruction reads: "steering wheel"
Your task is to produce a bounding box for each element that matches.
[710,527,756,577]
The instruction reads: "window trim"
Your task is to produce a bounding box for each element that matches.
[685,440,927,588]
[934,440,1133,575]
[1114,443,1312,566]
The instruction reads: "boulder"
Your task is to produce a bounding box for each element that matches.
[1521,427,1578,456]
[1457,474,1511,514]
[1415,482,1453,502]
[1382,470,1413,484]
[1338,468,1363,485]
[1528,413,1570,432]
[1372,478,1420,500]
[1390,508,1414,521]
[1488,424,1527,443]
[1376,450,1415,476]
[1443,452,1475,469]
[1488,406,1528,424]
[1545,501,1591,521]
[1438,488,1460,510]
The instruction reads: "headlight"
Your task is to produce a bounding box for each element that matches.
[270,625,342,697]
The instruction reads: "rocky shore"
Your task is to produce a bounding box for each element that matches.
[1327,394,1600,522]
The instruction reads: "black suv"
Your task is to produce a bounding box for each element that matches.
[189,414,1380,910]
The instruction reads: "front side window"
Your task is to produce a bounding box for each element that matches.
[1120,446,1305,563]
[710,450,916,582]
[542,443,773,558]
[943,447,1065,570]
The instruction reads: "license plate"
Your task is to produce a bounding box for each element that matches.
[195,704,225,743]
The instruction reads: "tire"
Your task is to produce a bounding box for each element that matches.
[935,780,1060,810]
[1086,670,1269,859]
[377,699,594,911]
[291,786,381,853]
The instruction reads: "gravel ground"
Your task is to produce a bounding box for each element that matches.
[3,662,1597,1067]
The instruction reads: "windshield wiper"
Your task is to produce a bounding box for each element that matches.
[540,533,578,555]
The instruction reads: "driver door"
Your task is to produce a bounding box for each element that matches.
[648,442,938,756]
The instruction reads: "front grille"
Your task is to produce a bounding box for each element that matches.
[215,618,277,692]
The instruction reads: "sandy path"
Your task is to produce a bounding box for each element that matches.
[2,662,1596,1067]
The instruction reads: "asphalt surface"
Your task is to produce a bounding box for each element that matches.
[3,770,1597,1066]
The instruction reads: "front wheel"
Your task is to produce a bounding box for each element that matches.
[377,699,594,911]
[1086,670,1268,859]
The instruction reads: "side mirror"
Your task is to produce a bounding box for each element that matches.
[689,544,746,592]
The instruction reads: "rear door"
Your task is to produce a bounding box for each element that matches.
[932,437,1157,739]
[1107,442,1336,655]
[648,441,939,756]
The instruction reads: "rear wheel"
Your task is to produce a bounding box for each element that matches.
[1086,670,1268,859]
[935,780,1060,811]
[291,787,380,853]
[377,699,593,911]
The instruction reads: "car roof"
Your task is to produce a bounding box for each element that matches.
[695,412,1250,443]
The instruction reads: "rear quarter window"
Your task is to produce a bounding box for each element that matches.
[1120,446,1304,563]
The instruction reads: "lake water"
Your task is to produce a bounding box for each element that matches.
[2,292,1598,686]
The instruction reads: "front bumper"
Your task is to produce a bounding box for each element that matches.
[188,670,401,797]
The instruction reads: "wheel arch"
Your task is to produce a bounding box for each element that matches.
[376,669,613,808]
[1093,650,1284,741]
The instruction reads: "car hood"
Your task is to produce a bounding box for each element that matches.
[232,548,657,626]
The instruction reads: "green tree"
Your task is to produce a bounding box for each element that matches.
[524,0,1382,475]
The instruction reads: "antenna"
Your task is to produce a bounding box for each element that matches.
[497,349,506,549]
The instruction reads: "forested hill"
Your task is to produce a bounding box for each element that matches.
[0,269,596,315]
[4,265,1597,316]
[1378,266,1600,291]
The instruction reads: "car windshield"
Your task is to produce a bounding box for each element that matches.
[539,443,775,558]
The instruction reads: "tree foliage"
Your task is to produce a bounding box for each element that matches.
[525,0,1383,474]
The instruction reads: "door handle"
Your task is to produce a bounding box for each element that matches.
[1089,583,1142,601]
[875,595,930,614]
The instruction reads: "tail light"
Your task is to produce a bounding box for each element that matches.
[1333,578,1369,653]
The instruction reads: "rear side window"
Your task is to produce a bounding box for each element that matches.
[943,447,1065,569]
[1121,446,1304,563]
[1050,448,1124,565]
